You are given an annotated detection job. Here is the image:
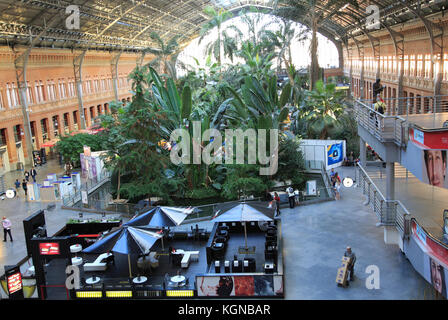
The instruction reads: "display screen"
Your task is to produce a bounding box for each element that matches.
[39,242,60,255]
[7,272,22,294]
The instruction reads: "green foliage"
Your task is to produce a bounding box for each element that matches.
[221,165,269,200]
[274,136,306,185]
[56,133,106,166]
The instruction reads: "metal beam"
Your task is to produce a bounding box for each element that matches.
[13,13,62,167]
[383,22,405,114]
[402,1,444,97]
[74,50,87,130]
[111,51,122,102]
[351,35,365,100]
[358,23,381,81]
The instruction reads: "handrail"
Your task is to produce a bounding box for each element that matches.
[410,217,448,251]
[356,163,402,226]
[355,99,406,146]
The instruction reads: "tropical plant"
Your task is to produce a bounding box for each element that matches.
[300,80,345,139]
[199,6,234,66]
[99,66,180,202]
[144,31,180,79]
[226,75,291,131]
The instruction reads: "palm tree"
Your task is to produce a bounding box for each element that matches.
[199,6,234,67]
[144,32,180,79]
[260,18,308,83]
[274,0,359,90]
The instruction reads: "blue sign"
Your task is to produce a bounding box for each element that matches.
[327,143,343,166]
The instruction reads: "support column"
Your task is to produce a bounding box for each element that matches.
[386,162,395,201]
[84,108,91,128]
[111,52,122,102]
[5,127,18,165]
[34,120,43,150]
[352,36,364,100]
[66,112,74,133]
[47,116,56,140]
[74,51,87,130]
[384,161,399,245]
[359,138,367,166]
[14,50,34,166]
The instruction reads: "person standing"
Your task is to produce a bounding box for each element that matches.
[2,216,13,242]
[22,179,28,197]
[14,179,21,196]
[287,187,295,208]
[344,246,356,283]
[372,79,384,98]
[30,167,37,183]
[274,192,281,217]
[24,170,30,182]
[294,189,300,206]
[334,172,341,200]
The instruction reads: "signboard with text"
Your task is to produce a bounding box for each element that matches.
[39,242,60,255]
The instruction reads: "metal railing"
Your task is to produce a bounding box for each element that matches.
[356,163,410,231]
[62,171,111,207]
[361,95,448,116]
[354,99,407,147]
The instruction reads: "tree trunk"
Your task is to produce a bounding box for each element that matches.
[217,26,222,67]
[309,11,320,91]
[116,167,121,200]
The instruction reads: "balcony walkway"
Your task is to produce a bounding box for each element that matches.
[364,163,447,243]
[406,112,448,130]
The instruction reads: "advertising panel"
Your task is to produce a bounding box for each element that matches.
[39,242,60,255]
[196,275,283,297]
[7,272,22,294]
[327,143,344,166]
[421,149,448,188]
[411,220,448,298]
[410,127,448,149]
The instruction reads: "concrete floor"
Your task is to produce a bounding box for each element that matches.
[0,165,434,299]
[365,163,447,239]
[0,159,121,271]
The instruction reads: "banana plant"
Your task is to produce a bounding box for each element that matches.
[226,75,291,131]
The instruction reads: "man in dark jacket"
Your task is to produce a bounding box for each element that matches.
[372,79,384,99]
[30,167,37,182]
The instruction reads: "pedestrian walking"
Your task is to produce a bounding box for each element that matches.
[14,179,21,195]
[344,246,357,284]
[334,172,341,200]
[2,216,13,242]
[274,192,281,217]
[287,187,295,208]
[294,189,300,206]
[30,167,37,183]
[24,170,30,182]
[22,179,28,196]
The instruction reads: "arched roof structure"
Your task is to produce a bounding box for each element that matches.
[0,0,445,53]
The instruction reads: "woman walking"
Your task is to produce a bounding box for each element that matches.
[274,192,281,217]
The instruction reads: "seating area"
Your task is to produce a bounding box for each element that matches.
[207,221,279,274]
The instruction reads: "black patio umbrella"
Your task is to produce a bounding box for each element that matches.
[124,206,194,228]
[83,225,163,278]
[212,202,274,250]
